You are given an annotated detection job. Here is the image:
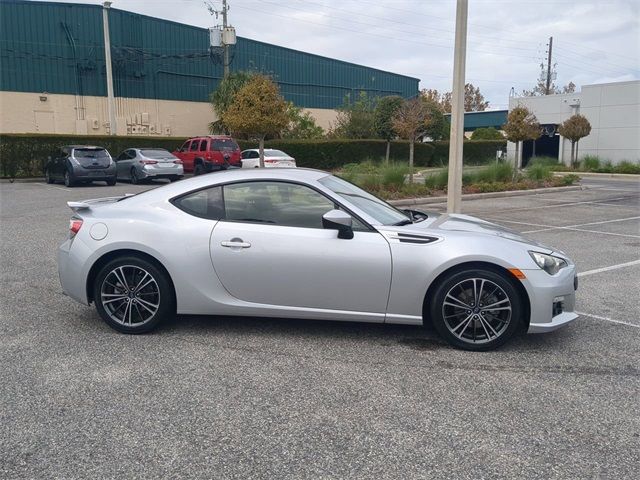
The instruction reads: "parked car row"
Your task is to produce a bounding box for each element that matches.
[44,136,297,187]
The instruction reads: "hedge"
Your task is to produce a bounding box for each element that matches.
[0,134,189,178]
[0,134,505,177]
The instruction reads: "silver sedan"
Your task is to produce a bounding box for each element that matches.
[58,169,578,351]
[115,148,184,184]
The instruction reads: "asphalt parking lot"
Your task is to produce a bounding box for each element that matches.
[1,175,639,479]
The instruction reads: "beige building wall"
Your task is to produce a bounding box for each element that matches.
[0,91,339,136]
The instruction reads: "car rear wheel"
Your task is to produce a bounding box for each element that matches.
[93,256,175,334]
[130,168,140,184]
[106,177,117,186]
[45,169,54,184]
[64,170,75,187]
[194,163,204,176]
[429,268,523,351]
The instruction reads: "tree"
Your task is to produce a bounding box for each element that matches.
[209,71,256,133]
[282,103,324,139]
[420,84,488,113]
[222,75,290,167]
[420,97,449,140]
[522,64,576,96]
[470,127,504,140]
[391,98,432,183]
[503,105,541,169]
[373,95,404,163]
[558,114,591,167]
[463,83,489,111]
[329,91,376,138]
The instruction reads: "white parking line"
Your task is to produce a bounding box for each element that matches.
[521,216,640,234]
[486,218,640,239]
[576,311,640,328]
[577,260,640,278]
[33,182,70,192]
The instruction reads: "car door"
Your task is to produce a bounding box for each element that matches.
[115,150,131,178]
[209,180,392,315]
[53,147,68,178]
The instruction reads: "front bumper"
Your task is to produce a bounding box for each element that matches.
[523,266,579,334]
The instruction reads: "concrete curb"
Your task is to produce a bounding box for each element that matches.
[388,185,584,207]
[552,171,639,179]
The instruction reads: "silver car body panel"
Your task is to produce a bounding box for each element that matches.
[58,168,578,332]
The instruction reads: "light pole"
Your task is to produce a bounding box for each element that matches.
[102,1,117,135]
[446,0,468,213]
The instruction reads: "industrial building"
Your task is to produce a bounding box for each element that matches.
[508,80,640,166]
[0,0,419,136]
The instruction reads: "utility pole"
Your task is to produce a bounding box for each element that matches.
[545,36,553,95]
[206,0,232,78]
[222,0,229,78]
[102,1,117,135]
[446,0,468,214]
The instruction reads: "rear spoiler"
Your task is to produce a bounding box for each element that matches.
[67,194,135,212]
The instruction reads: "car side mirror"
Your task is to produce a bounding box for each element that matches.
[322,209,354,239]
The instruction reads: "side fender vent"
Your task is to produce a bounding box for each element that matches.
[396,233,439,244]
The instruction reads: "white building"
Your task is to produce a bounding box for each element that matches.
[508,80,640,166]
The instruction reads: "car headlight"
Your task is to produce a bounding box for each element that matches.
[529,251,568,275]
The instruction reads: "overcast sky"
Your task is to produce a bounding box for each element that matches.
[44,0,640,109]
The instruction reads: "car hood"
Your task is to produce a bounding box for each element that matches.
[382,212,552,251]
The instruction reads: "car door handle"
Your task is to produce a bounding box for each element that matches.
[221,239,251,249]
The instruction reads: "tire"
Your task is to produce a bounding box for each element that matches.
[64,170,75,187]
[429,268,523,351]
[194,163,204,176]
[130,168,140,185]
[45,169,54,184]
[93,256,175,334]
[106,177,117,186]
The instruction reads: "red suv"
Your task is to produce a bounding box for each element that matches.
[173,136,241,175]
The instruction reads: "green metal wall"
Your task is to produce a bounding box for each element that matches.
[0,0,419,108]
[444,110,508,131]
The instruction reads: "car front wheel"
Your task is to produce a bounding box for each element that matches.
[93,256,175,334]
[429,268,523,351]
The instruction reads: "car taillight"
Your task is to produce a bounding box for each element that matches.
[173,159,183,164]
[69,218,83,238]
[140,160,158,165]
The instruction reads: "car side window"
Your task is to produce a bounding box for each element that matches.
[172,186,224,220]
[223,181,337,229]
[199,139,208,151]
[190,140,199,152]
[179,141,190,152]
[251,151,260,159]
[116,151,127,161]
[241,151,249,159]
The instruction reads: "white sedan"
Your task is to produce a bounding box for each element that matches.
[241,149,296,168]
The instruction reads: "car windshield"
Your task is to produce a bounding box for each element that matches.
[74,148,109,159]
[140,149,174,159]
[212,139,239,151]
[319,175,410,226]
[265,150,288,157]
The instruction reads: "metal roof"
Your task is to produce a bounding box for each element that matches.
[0,0,420,108]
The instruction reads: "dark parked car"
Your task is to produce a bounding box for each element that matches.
[45,145,116,187]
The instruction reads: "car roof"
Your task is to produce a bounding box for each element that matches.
[66,145,104,149]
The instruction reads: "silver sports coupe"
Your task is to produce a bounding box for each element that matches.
[58,168,578,350]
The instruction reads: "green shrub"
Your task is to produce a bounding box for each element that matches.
[613,160,640,174]
[529,156,561,167]
[431,140,506,165]
[581,155,601,171]
[560,174,580,185]
[424,169,449,190]
[525,163,553,181]
[474,162,514,183]
[380,163,409,189]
